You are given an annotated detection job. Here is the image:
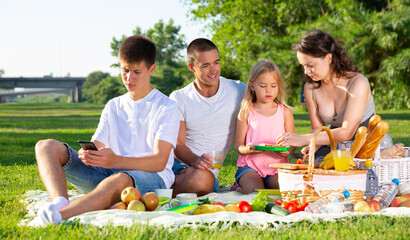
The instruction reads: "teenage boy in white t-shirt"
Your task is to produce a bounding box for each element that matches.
[170,38,246,196]
[32,35,179,225]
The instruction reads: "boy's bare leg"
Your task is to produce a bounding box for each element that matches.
[60,172,133,220]
[35,139,70,200]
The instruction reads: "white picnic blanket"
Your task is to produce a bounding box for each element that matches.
[20,190,410,230]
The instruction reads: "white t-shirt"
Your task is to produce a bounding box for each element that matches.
[169,77,246,176]
[92,89,180,188]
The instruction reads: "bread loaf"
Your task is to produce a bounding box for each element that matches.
[350,126,368,158]
[356,121,389,159]
[367,114,381,138]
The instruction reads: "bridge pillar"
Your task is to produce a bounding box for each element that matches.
[75,85,81,102]
[68,88,75,103]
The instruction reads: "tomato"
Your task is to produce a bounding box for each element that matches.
[297,202,309,212]
[273,200,282,206]
[291,200,300,205]
[281,201,290,210]
[236,201,252,213]
[296,159,303,164]
[287,203,297,213]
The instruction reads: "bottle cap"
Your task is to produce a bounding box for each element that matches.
[364,160,373,168]
[392,178,400,185]
[342,190,350,198]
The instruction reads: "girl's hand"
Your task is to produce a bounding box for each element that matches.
[277,150,290,157]
[239,143,264,155]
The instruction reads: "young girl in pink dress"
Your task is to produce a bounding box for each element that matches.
[233,60,295,194]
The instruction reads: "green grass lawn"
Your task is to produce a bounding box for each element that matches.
[1,103,409,239]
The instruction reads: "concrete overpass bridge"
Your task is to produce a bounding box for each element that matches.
[0,77,86,103]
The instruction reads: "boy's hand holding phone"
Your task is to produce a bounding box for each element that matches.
[78,140,98,151]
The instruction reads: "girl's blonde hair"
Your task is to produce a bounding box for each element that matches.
[238,60,290,121]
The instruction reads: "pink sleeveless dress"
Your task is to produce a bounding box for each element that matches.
[236,104,289,177]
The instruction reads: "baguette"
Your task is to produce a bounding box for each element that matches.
[356,121,389,159]
[350,126,368,158]
[367,114,381,137]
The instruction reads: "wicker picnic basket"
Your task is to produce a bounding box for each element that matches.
[354,147,410,186]
[278,126,367,204]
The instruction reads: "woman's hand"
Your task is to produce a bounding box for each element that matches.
[239,143,264,155]
[276,133,309,147]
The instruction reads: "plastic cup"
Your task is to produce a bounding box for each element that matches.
[169,193,198,207]
[207,150,224,169]
[154,188,173,199]
[333,149,351,172]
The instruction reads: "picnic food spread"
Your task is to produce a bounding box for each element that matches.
[107,114,408,218]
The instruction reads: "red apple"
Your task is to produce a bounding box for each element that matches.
[127,200,146,211]
[141,192,159,211]
[390,196,407,207]
[402,193,410,199]
[399,199,410,207]
[367,200,382,212]
[110,201,127,210]
[212,201,225,207]
[121,187,140,205]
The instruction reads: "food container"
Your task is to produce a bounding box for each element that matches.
[354,147,410,186]
[278,126,367,204]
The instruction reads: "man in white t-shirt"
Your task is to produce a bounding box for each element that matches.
[32,35,179,225]
[169,38,246,196]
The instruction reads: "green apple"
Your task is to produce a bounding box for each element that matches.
[127,200,146,211]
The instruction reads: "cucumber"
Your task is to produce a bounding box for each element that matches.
[265,202,290,216]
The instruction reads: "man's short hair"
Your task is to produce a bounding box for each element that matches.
[187,38,219,66]
[119,35,156,68]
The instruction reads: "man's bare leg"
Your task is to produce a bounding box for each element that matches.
[172,167,215,197]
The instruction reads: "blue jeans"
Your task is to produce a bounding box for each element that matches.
[62,143,165,195]
[235,166,273,187]
[172,159,219,192]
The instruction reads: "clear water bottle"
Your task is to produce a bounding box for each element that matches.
[364,160,379,199]
[304,190,350,213]
[373,178,400,209]
[320,201,354,214]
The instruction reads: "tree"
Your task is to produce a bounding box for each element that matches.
[82,71,111,103]
[0,69,4,77]
[92,76,126,104]
[110,19,188,96]
[185,0,409,109]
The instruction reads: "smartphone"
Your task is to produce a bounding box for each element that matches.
[78,140,98,151]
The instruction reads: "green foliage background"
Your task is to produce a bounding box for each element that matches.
[82,0,408,109]
[185,0,409,109]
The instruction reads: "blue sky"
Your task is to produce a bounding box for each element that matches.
[0,0,209,77]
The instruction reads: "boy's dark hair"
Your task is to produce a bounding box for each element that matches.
[187,38,219,65]
[119,35,156,68]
